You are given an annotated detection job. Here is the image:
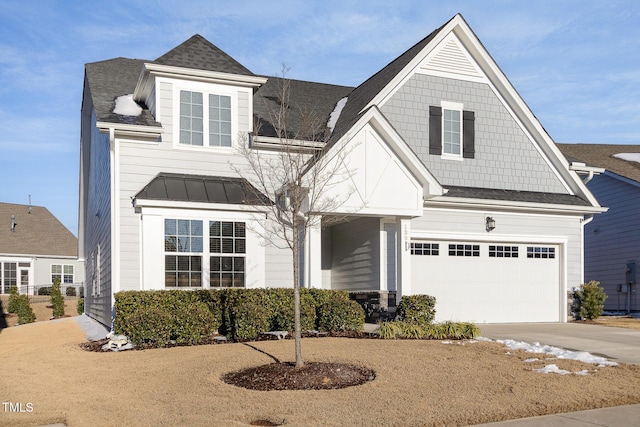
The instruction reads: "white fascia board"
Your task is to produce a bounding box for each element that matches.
[425,196,608,215]
[412,229,568,245]
[569,163,605,174]
[251,135,325,152]
[134,63,267,101]
[96,122,163,140]
[133,198,270,214]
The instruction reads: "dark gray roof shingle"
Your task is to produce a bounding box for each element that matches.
[85,57,160,127]
[254,76,353,140]
[0,203,77,257]
[558,144,640,183]
[441,186,591,206]
[134,173,271,205]
[154,34,254,76]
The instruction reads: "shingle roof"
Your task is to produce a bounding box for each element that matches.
[154,34,254,76]
[558,144,640,183]
[0,203,77,257]
[441,186,591,206]
[327,17,450,145]
[134,173,271,205]
[253,76,353,140]
[85,57,160,127]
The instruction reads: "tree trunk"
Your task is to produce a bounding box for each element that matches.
[292,218,304,368]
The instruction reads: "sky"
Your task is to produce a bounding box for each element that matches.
[1,0,639,236]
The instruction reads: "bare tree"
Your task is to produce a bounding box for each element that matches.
[233,70,354,368]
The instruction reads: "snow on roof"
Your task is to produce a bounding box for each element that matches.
[613,152,640,164]
[114,94,142,116]
[327,97,348,133]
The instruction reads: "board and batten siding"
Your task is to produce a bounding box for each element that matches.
[380,74,567,194]
[329,217,380,291]
[411,207,584,291]
[584,174,640,312]
[82,110,113,327]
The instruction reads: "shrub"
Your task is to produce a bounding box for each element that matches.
[7,285,20,313]
[575,280,608,320]
[267,288,316,332]
[15,295,35,325]
[223,289,271,341]
[77,297,84,315]
[38,287,51,296]
[50,278,65,318]
[317,296,364,332]
[66,287,77,297]
[378,320,479,340]
[396,294,436,325]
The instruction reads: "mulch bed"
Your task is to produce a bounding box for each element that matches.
[222,361,376,391]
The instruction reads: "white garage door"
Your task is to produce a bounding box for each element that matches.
[410,241,560,323]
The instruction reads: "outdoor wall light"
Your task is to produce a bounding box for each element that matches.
[485,216,496,232]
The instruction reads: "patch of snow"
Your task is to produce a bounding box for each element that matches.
[534,364,571,375]
[575,370,590,376]
[495,339,618,367]
[327,97,348,133]
[114,94,142,116]
[524,358,539,363]
[441,340,452,344]
[613,152,640,164]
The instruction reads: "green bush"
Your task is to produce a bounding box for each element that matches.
[316,296,365,332]
[268,288,316,332]
[15,295,35,325]
[7,285,20,313]
[223,289,271,341]
[38,287,51,296]
[77,297,84,315]
[575,280,608,320]
[66,287,77,297]
[50,278,65,318]
[378,320,479,340]
[396,294,436,325]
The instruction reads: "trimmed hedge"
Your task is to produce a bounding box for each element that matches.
[38,287,51,296]
[114,288,365,346]
[396,294,436,325]
[378,320,480,340]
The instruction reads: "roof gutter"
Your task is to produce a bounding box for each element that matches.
[426,196,608,215]
[96,122,163,140]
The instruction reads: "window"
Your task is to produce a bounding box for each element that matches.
[429,104,475,158]
[1,262,17,293]
[51,264,74,284]
[411,242,439,256]
[527,246,555,259]
[449,244,480,257]
[165,219,203,288]
[179,90,232,147]
[210,221,246,287]
[443,108,461,156]
[489,246,519,258]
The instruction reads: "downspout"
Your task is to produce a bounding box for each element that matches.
[582,170,595,185]
[109,127,118,331]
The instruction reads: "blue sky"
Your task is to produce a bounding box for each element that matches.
[1,1,639,235]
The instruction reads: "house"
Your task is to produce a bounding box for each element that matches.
[79,14,604,328]
[0,202,84,296]
[558,144,640,313]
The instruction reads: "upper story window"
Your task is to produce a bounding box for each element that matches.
[179,90,232,148]
[429,102,475,159]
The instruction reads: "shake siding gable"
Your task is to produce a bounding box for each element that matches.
[381,74,567,193]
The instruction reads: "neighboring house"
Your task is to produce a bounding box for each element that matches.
[80,14,604,328]
[0,202,84,296]
[558,144,640,313]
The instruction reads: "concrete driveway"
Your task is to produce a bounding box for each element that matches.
[479,322,640,364]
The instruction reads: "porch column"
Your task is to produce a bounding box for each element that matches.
[396,217,412,299]
[305,217,322,288]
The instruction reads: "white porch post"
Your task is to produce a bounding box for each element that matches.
[305,217,322,288]
[397,218,412,300]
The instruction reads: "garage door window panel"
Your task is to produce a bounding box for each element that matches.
[449,244,480,257]
[411,242,439,256]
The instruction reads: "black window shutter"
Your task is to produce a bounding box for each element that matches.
[429,106,442,155]
[463,110,475,159]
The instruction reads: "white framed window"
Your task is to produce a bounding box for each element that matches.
[51,264,74,284]
[209,221,246,288]
[527,246,556,259]
[174,81,237,150]
[448,243,480,257]
[1,262,17,294]
[410,242,439,256]
[164,219,203,288]
[489,245,519,258]
[441,101,463,157]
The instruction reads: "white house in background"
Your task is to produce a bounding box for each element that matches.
[0,202,84,296]
[558,144,640,313]
[79,14,604,328]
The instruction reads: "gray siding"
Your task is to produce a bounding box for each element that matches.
[264,240,294,288]
[381,74,567,193]
[330,217,380,291]
[82,110,113,327]
[584,174,640,312]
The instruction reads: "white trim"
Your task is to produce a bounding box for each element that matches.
[133,198,270,214]
[426,196,607,215]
